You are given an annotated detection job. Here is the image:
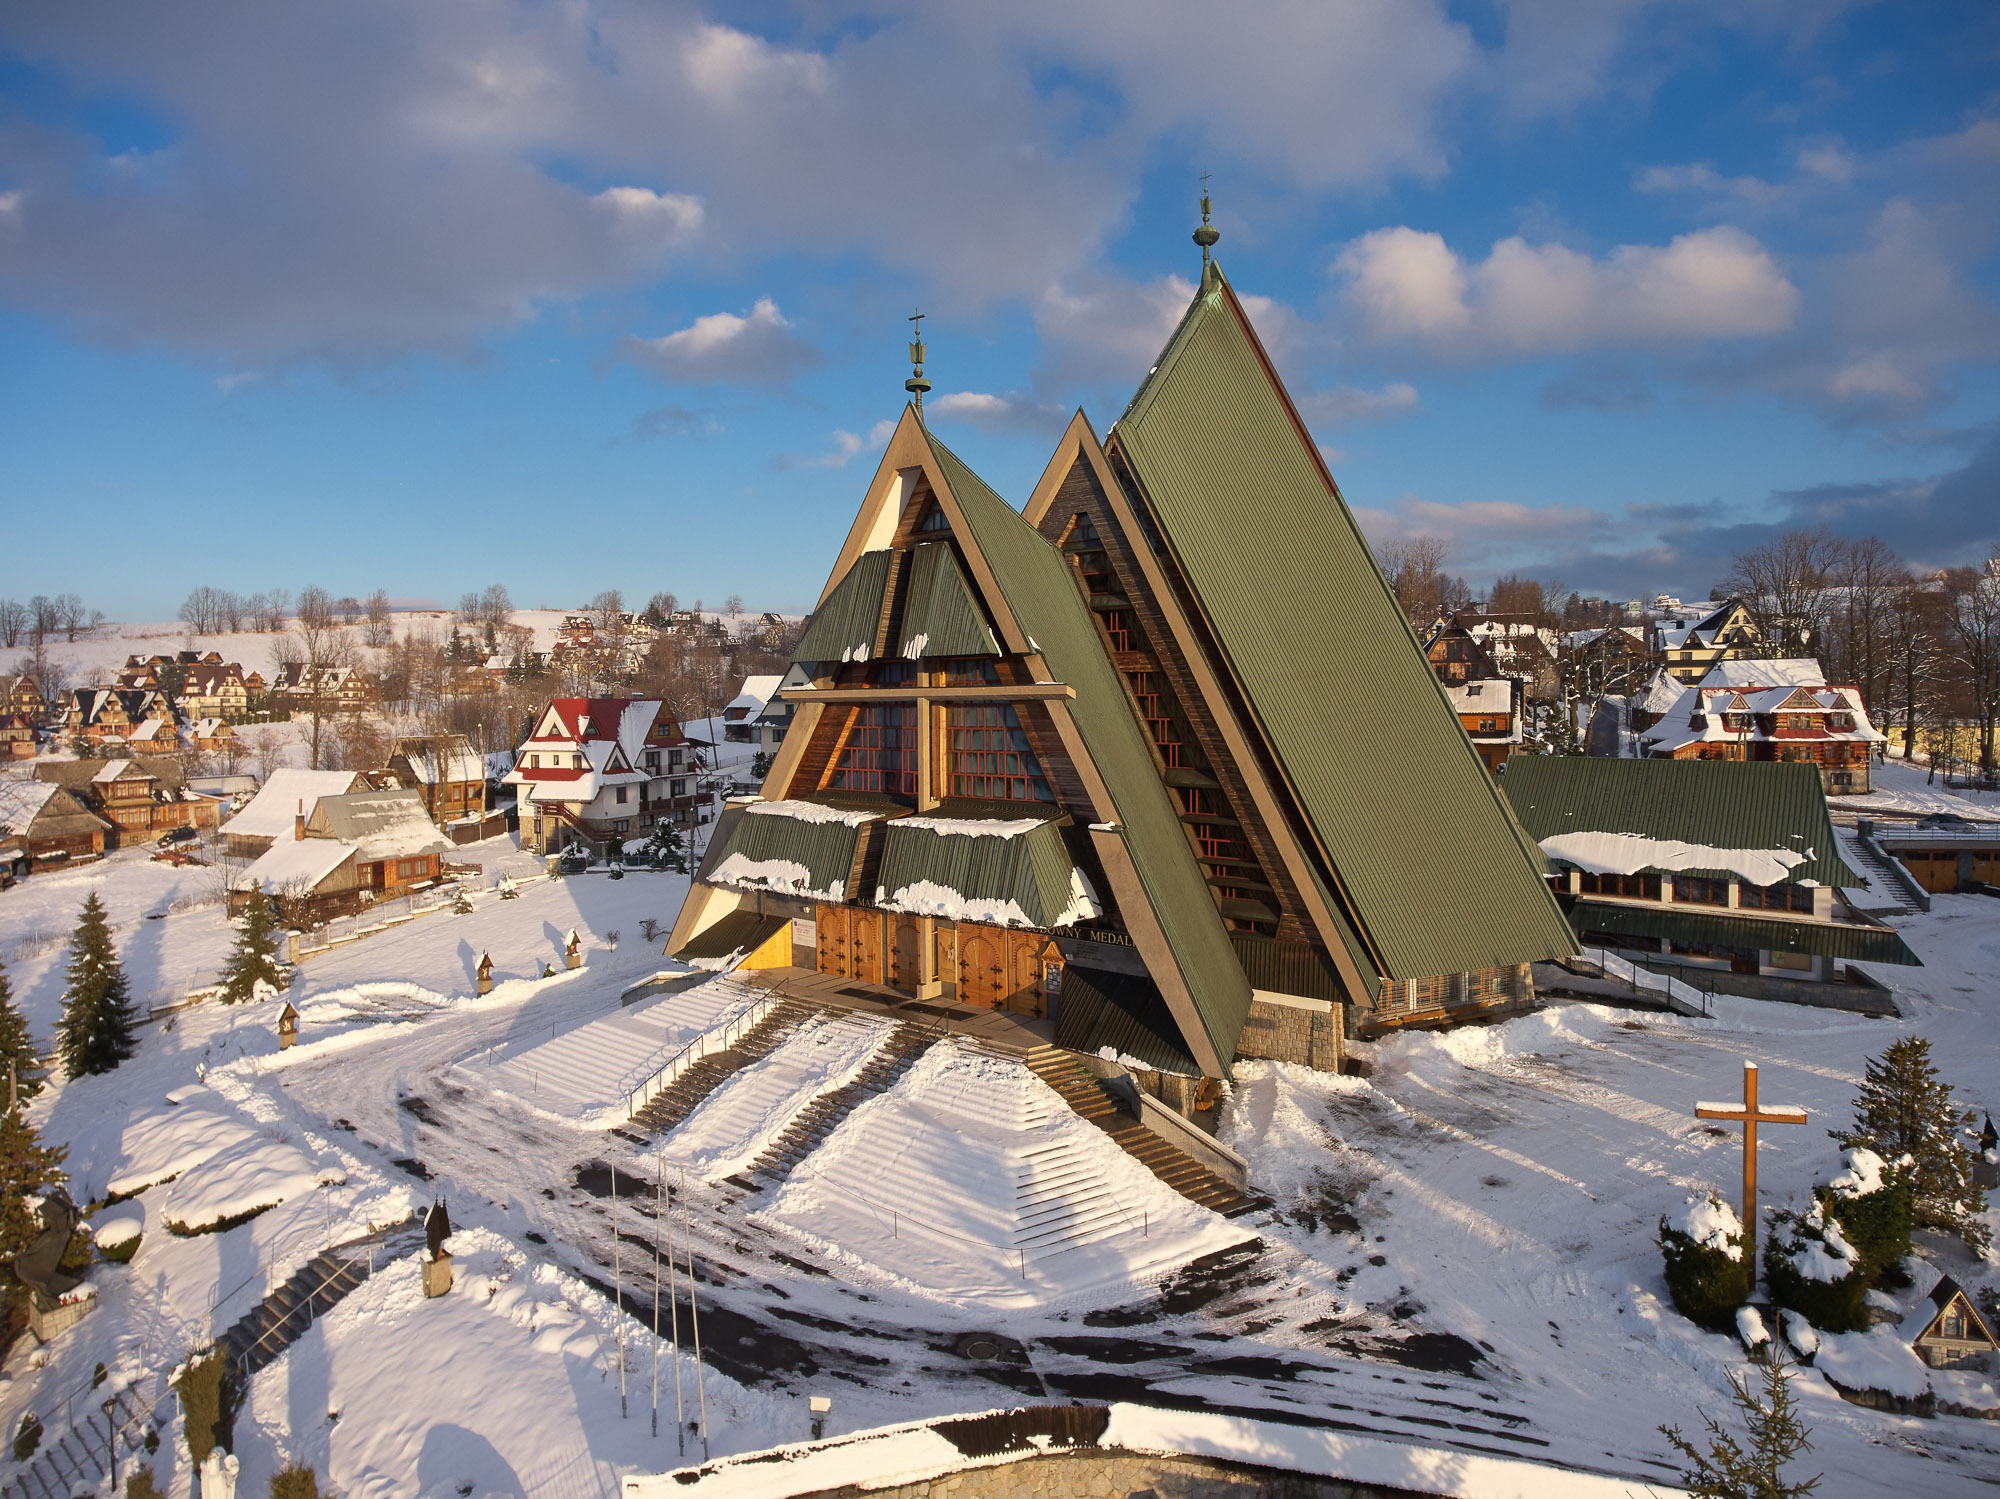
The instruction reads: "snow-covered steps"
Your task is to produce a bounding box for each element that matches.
[757,1047,1251,1305]
[658,1008,900,1181]
[631,997,821,1136]
[747,1021,940,1184]
[474,974,767,1124]
[1020,1045,1261,1217]
[218,1219,425,1380]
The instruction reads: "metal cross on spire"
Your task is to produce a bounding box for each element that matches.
[904,306,930,417]
[1193,172,1220,268]
[1695,1060,1807,1288]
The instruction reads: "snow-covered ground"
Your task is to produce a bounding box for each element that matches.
[2,833,1998,1497]
[1830,755,2000,818]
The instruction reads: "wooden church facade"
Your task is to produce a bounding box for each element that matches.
[667,262,1576,1085]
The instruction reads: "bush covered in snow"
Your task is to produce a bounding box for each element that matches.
[175,1349,238,1468]
[1764,1200,1870,1333]
[1818,1146,1912,1289]
[1660,1192,1750,1331]
[1836,1035,1989,1254]
[269,1461,322,1499]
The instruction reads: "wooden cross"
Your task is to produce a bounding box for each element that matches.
[1696,1061,1807,1287]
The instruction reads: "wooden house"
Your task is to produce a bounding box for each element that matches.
[1654,599,1763,684]
[1424,619,1502,685]
[243,670,269,707]
[303,789,453,897]
[68,688,132,747]
[1638,660,1884,794]
[1902,1277,1998,1371]
[1504,757,1918,993]
[182,661,249,719]
[221,768,368,856]
[229,835,361,922]
[386,734,486,826]
[0,675,48,718]
[126,718,180,756]
[1866,819,2000,895]
[189,718,235,752]
[35,758,221,844]
[1443,679,1521,773]
[0,780,111,868]
[667,259,1577,1111]
[0,713,36,759]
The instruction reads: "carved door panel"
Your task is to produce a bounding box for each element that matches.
[889,915,922,993]
[852,911,884,987]
[958,932,1003,1008]
[816,904,849,978]
[1005,933,1048,1017]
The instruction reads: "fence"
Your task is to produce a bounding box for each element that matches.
[1575,945,1709,1016]
[289,868,547,962]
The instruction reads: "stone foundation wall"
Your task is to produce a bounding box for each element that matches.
[804,1448,1426,1499]
[1233,1000,1345,1072]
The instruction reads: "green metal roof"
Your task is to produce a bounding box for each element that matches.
[677,909,789,964]
[898,542,999,660]
[1053,963,1201,1076]
[696,802,872,904]
[795,548,892,664]
[1502,757,1865,889]
[1230,933,1348,1003]
[1570,899,1920,966]
[928,432,1254,1067]
[874,815,1085,930]
[1110,262,1575,982]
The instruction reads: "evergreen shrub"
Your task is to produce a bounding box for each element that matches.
[1764,1201,1870,1334]
[1660,1192,1750,1331]
[1818,1147,1912,1288]
[269,1462,322,1499]
[176,1349,239,1467]
[1836,1036,1990,1253]
[12,1412,40,1462]
[125,1466,166,1499]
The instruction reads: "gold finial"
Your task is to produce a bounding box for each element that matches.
[904,306,930,416]
[1193,172,1219,268]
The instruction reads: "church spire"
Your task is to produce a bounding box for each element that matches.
[1193,173,1220,269]
[904,307,930,418]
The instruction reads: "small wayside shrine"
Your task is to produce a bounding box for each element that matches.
[667,234,1575,1093]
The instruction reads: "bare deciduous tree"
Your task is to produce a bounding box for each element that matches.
[1726,527,1841,658]
[0,599,27,649]
[280,585,358,770]
[12,637,70,706]
[362,589,395,648]
[478,584,512,630]
[180,587,227,634]
[457,592,482,625]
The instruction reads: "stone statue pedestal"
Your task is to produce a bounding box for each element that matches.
[199,1448,240,1498]
[422,1253,453,1298]
[28,1289,95,1345]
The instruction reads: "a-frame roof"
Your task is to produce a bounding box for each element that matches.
[1100,261,1576,982]
[781,406,1253,1070]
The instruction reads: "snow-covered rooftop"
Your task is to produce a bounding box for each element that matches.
[1700,657,1827,690]
[224,768,365,839]
[230,836,356,894]
[0,778,60,832]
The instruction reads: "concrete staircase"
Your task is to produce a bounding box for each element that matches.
[631,997,819,1135]
[219,1222,423,1379]
[748,1022,941,1184]
[1020,1045,1260,1217]
[1842,827,1928,915]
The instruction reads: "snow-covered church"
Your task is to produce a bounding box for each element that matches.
[665,255,1576,1110]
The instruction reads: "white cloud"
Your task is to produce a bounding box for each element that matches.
[618,298,818,386]
[590,186,704,250]
[1296,382,1420,426]
[1635,163,1782,208]
[1334,224,1798,355]
[1351,493,1618,575]
[1034,273,1199,385]
[216,371,262,396]
[929,390,1070,435]
[774,418,895,471]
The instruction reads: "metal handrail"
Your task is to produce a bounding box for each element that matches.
[624,985,783,1118]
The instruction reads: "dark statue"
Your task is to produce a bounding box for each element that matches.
[425,1197,452,1260]
[14,1190,84,1311]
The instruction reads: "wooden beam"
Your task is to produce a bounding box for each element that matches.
[782,684,1075,704]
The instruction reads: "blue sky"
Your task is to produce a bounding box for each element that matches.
[3,2,1997,622]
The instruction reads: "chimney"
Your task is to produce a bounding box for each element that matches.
[295,798,305,842]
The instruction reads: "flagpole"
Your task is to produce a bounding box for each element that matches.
[652,1139,663,1439]
[612,1153,626,1419]
[667,1165,685,1456]
[682,1167,709,1460]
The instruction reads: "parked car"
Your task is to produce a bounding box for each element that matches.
[1916,812,1975,830]
[156,826,201,848]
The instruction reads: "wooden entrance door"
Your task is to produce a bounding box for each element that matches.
[958,932,1004,1008]
[1005,933,1052,1018]
[815,904,850,979]
[889,915,923,993]
[851,911,884,986]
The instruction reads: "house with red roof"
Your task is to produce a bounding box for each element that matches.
[503,697,708,856]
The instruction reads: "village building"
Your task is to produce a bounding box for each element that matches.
[503,698,705,856]
[1423,618,1501,685]
[301,789,453,898]
[385,734,490,831]
[1566,625,1653,700]
[1456,614,1560,701]
[1637,659,1884,794]
[269,663,371,713]
[667,259,1577,1114]
[125,717,180,756]
[1444,678,1523,773]
[181,661,250,719]
[0,779,112,869]
[1654,599,1762,684]
[1902,1276,1999,1371]
[189,717,235,753]
[722,676,785,745]
[221,767,369,856]
[1862,817,2000,895]
[35,758,221,845]
[229,834,361,922]
[243,670,269,706]
[66,688,134,747]
[0,713,36,759]
[0,674,49,719]
[1504,757,1917,1000]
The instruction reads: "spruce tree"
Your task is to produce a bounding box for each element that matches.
[1836,1036,1989,1253]
[1662,1352,1821,1499]
[0,1108,69,1307]
[218,889,289,1005]
[0,959,39,1101]
[55,893,137,1078]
